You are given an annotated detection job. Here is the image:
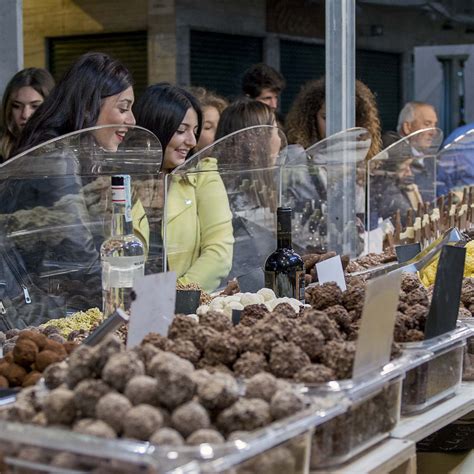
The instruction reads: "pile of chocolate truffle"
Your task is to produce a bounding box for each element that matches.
[0,329,76,389]
[2,335,310,449]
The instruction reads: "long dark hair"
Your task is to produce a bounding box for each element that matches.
[0,68,55,160]
[133,82,202,154]
[12,52,133,156]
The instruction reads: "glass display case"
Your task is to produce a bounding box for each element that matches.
[0,125,163,330]
[367,128,443,250]
[282,128,371,257]
[164,125,287,293]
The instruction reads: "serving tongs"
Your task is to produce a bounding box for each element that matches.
[352,227,465,280]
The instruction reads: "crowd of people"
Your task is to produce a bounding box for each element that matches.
[0,51,471,310]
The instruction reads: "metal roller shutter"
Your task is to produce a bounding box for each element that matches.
[190,30,263,101]
[47,31,148,97]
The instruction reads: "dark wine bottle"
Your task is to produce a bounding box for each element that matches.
[264,207,305,302]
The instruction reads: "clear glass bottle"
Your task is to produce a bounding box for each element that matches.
[264,207,305,302]
[101,175,145,317]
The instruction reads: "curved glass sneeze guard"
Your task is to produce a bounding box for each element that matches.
[437,127,474,197]
[282,128,371,257]
[367,128,443,250]
[0,125,163,328]
[164,125,288,292]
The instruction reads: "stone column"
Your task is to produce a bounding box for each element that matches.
[148,0,177,85]
[0,0,23,97]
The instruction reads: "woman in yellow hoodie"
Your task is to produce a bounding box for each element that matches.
[134,83,234,292]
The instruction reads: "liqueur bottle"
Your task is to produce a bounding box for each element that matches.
[264,207,305,302]
[101,175,145,317]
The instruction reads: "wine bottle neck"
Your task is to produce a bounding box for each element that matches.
[277,208,293,249]
[111,204,133,236]
[111,175,133,236]
[277,231,292,249]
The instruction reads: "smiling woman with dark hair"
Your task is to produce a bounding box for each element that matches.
[134,83,234,291]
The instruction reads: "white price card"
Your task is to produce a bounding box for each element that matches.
[316,255,347,291]
[127,272,177,349]
[352,269,402,380]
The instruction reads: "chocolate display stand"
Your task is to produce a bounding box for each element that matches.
[175,289,201,315]
[395,243,421,264]
[425,245,466,340]
[83,309,129,347]
[352,270,403,380]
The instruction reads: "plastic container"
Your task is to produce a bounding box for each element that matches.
[459,317,474,381]
[292,358,408,470]
[400,324,472,415]
[0,394,346,474]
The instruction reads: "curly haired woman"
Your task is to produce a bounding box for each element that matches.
[285,76,382,159]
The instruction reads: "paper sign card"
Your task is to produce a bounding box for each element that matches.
[127,272,177,349]
[425,245,466,340]
[316,255,347,291]
[352,269,403,380]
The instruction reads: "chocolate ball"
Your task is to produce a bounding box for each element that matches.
[73,379,112,418]
[148,352,195,409]
[290,324,325,361]
[294,364,335,384]
[123,404,163,441]
[240,304,269,327]
[73,419,116,439]
[96,393,132,434]
[167,315,198,341]
[66,345,99,388]
[150,427,185,446]
[22,371,42,388]
[171,401,210,438]
[203,333,239,366]
[199,310,233,332]
[168,339,201,365]
[187,429,225,445]
[43,388,76,426]
[13,339,39,368]
[6,401,36,422]
[141,333,172,351]
[217,398,271,434]
[246,373,279,402]
[102,352,145,392]
[43,361,68,389]
[233,352,269,378]
[306,282,343,309]
[35,350,64,372]
[320,341,356,380]
[17,330,47,350]
[197,372,239,411]
[124,375,159,406]
[270,389,306,420]
[269,342,311,379]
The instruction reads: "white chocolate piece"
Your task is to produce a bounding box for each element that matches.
[223,301,244,317]
[196,305,209,316]
[257,288,276,301]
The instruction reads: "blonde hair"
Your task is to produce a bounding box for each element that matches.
[188,86,228,115]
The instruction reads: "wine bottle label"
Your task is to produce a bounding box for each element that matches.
[265,270,305,303]
[112,175,132,222]
[102,255,145,289]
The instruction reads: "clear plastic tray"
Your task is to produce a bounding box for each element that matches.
[459,318,474,381]
[0,395,346,474]
[400,324,472,415]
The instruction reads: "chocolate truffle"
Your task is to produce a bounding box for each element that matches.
[303,309,343,341]
[134,343,162,371]
[168,339,201,365]
[404,304,428,330]
[189,325,219,352]
[124,375,159,406]
[240,304,269,327]
[150,427,185,446]
[35,349,63,372]
[187,429,225,445]
[102,352,145,392]
[270,389,306,420]
[148,352,195,409]
[22,371,42,387]
[405,329,424,342]
[306,282,343,309]
[290,324,325,361]
[171,401,211,438]
[167,314,198,341]
[342,283,365,313]
[325,305,352,332]
[245,373,279,402]
[269,342,311,379]
[203,333,239,366]
[94,335,123,372]
[66,345,99,388]
[141,333,172,351]
[199,310,233,332]
[407,287,429,307]
[233,352,269,378]
[320,341,356,380]
[458,307,472,319]
[18,330,47,350]
[73,379,112,418]
[43,361,68,389]
[73,419,116,439]
[0,375,8,388]
[42,339,67,357]
[6,400,36,422]
[241,321,286,355]
[272,302,298,319]
[13,339,39,367]
[294,364,336,384]
[43,387,76,426]
[197,372,239,411]
[96,393,132,434]
[3,362,27,386]
[401,273,422,293]
[123,404,163,441]
[217,398,271,434]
